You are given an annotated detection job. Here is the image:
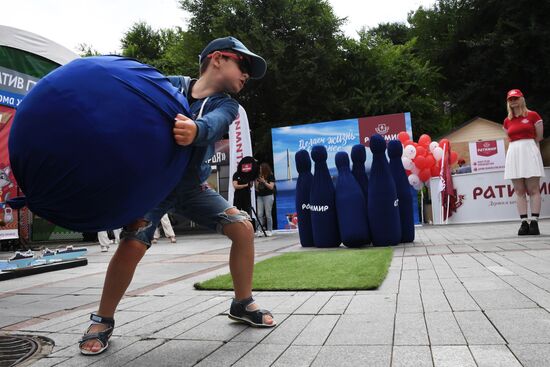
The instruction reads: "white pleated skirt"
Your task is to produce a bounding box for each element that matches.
[504,139,545,179]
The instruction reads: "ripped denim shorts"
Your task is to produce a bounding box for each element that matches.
[120,182,251,249]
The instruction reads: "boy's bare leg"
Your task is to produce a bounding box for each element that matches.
[80,239,147,353]
[223,209,273,325]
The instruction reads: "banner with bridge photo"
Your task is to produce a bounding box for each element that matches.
[271,112,413,230]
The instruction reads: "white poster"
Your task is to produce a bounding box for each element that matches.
[468,139,506,173]
[228,105,255,208]
[430,168,550,224]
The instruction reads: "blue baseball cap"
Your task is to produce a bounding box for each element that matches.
[199,36,267,79]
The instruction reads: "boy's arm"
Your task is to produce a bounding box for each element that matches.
[173,98,239,146]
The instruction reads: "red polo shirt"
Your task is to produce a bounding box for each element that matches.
[503,111,543,141]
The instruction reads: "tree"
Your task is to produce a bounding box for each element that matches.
[408,0,550,135]
[335,33,445,136]
[179,0,347,162]
[366,22,411,45]
[77,43,100,57]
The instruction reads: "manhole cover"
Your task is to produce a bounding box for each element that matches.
[0,335,54,367]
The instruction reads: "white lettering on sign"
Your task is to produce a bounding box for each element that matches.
[299,137,326,150]
[0,95,14,105]
[0,72,24,89]
[234,115,243,160]
[302,203,330,212]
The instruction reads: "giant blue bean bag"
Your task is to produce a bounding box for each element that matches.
[295,150,314,247]
[368,134,401,246]
[310,145,340,247]
[388,140,415,243]
[8,56,192,232]
[335,151,370,247]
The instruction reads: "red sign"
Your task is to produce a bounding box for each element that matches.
[358,113,408,147]
[476,141,498,157]
[0,105,19,238]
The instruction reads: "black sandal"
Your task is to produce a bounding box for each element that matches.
[79,313,115,355]
[228,297,276,328]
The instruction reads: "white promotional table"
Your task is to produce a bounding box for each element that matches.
[429,168,550,224]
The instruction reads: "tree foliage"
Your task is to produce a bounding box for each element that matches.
[115,0,548,161]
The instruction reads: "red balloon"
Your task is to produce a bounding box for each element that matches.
[405,169,412,176]
[404,140,414,146]
[425,154,435,168]
[414,155,427,169]
[419,169,431,182]
[398,131,410,143]
[418,134,431,147]
[430,164,440,177]
[416,146,427,157]
[450,151,458,165]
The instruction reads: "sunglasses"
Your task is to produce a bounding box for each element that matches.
[208,51,251,75]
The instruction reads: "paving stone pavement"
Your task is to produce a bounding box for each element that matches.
[2,221,550,366]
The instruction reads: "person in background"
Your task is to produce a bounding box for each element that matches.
[255,163,275,236]
[97,229,121,252]
[503,89,544,236]
[232,169,253,216]
[152,214,177,243]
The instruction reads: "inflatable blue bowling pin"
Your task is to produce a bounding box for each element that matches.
[295,150,314,247]
[310,145,341,247]
[351,144,371,238]
[388,141,415,243]
[351,144,369,205]
[335,152,371,247]
[368,134,401,246]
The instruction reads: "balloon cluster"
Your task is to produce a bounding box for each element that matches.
[397,132,459,191]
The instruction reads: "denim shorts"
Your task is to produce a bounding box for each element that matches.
[120,183,251,248]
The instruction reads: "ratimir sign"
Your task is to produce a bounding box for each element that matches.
[468,139,506,173]
[359,112,412,147]
[430,168,550,224]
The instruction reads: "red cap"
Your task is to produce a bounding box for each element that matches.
[507,89,523,100]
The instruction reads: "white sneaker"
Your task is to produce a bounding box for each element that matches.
[266,231,273,237]
[100,245,109,252]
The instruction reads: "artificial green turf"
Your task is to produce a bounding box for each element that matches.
[194,247,393,291]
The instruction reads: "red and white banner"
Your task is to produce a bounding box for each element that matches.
[430,168,550,224]
[469,139,506,173]
[228,105,255,208]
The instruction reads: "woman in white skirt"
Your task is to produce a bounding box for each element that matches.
[503,89,544,235]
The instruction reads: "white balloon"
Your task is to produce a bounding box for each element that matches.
[413,182,424,191]
[411,165,420,175]
[433,147,444,161]
[429,141,439,153]
[402,157,414,170]
[408,174,420,187]
[403,145,417,159]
